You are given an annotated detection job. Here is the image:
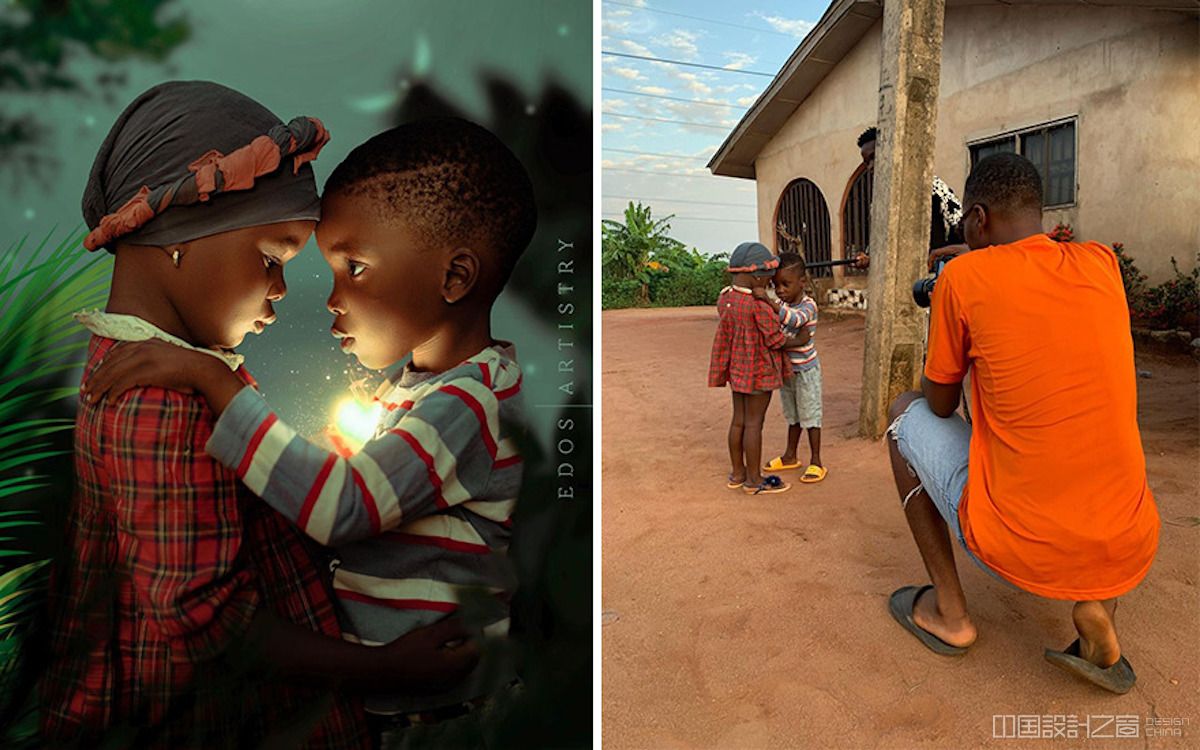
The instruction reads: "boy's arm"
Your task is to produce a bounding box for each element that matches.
[778,299,814,333]
[206,374,508,546]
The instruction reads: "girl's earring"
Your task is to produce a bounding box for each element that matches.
[172,249,181,268]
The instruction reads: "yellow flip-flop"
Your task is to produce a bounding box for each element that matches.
[800,465,827,483]
[763,456,803,471]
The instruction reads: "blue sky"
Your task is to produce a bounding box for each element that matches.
[601,0,831,255]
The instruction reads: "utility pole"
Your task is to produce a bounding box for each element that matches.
[858,0,947,438]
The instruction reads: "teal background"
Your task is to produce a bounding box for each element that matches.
[2,0,591,444]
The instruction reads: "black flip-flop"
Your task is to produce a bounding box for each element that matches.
[1044,639,1136,694]
[888,585,970,656]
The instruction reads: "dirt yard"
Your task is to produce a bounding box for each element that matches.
[602,307,1199,749]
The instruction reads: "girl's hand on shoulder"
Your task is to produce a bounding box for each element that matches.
[82,340,216,404]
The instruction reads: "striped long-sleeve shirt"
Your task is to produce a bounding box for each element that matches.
[779,295,819,372]
[206,344,524,715]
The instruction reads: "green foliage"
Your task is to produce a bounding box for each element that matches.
[601,202,688,303]
[601,278,641,309]
[647,258,728,308]
[0,0,191,186]
[0,228,108,737]
[1110,243,1199,332]
[1111,242,1148,312]
[601,203,731,309]
[1140,255,1199,332]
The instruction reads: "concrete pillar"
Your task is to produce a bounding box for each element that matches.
[858,0,946,439]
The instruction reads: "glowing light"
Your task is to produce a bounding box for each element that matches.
[333,397,382,451]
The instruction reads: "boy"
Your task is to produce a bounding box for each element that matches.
[753,252,825,483]
[85,117,537,737]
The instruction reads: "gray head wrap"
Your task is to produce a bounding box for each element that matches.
[82,80,329,252]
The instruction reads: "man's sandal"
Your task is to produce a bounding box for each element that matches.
[1044,639,1136,694]
[888,585,970,656]
[763,456,802,471]
[800,465,827,483]
[743,475,791,495]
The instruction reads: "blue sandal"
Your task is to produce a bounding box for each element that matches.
[743,474,791,495]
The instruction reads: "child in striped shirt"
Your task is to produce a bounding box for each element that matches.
[86,118,537,735]
[753,252,826,483]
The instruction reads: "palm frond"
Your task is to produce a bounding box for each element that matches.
[0,228,108,731]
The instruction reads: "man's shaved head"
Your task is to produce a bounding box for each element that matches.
[963,153,1043,216]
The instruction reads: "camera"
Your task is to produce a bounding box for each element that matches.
[912,256,954,308]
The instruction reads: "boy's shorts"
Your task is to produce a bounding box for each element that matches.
[887,397,1016,588]
[780,362,822,428]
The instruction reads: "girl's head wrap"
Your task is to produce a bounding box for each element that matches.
[82,80,330,252]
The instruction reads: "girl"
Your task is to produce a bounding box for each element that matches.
[707,242,792,495]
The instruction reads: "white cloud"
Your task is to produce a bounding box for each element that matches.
[602,123,623,132]
[723,52,757,71]
[737,95,760,106]
[669,70,713,97]
[611,67,645,81]
[636,85,670,95]
[653,29,701,60]
[619,38,653,57]
[751,12,817,39]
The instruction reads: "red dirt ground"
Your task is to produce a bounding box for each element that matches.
[602,307,1199,749]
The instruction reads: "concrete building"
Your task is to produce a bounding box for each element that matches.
[708,0,1200,303]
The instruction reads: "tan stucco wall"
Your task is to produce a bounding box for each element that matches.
[754,5,1200,287]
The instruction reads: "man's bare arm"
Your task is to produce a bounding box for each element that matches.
[921,375,962,418]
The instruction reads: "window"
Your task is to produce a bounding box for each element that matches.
[775,178,832,278]
[841,163,872,277]
[968,119,1076,207]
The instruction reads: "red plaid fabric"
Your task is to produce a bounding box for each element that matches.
[40,336,368,749]
[708,286,790,393]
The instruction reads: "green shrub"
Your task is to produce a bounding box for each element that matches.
[648,264,728,307]
[1141,256,1199,332]
[601,278,642,309]
[1111,243,1199,331]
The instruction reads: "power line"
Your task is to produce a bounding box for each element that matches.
[604,0,795,38]
[602,212,756,224]
[601,87,743,109]
[603,147,709,160]
[602,111,732,130]
[602,51,775,78]
[603,194,755,208]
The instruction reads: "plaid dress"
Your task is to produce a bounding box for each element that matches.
[40,336,368,749]
[708,286,789,393]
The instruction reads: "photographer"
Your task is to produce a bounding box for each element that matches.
[849,127,968,272]
[882,153,1159,695]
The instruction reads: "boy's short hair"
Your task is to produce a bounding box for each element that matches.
[777,252,806,274]
[325,117,537,286]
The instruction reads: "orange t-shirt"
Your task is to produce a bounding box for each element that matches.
[925,233,1159,600]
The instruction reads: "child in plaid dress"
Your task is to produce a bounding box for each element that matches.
[708,242,792,495]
